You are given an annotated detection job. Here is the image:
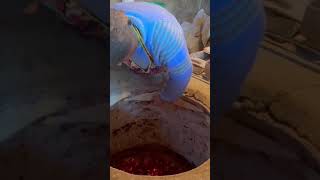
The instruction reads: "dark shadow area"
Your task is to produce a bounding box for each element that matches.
[0,1,107,179]
[214,110,320,180]
[213,0,320,179]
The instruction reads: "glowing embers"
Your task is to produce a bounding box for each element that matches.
[111,144,195,176]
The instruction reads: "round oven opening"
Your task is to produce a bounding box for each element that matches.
[110,93,210,176]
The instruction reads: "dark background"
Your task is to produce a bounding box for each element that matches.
[0,1,109,179]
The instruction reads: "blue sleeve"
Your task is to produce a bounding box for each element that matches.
[150,20,193,102]
[160,47,193,102]
[113,3,194,102]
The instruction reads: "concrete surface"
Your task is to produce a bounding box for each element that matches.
[243,42,320,150]
[214,38,320,179]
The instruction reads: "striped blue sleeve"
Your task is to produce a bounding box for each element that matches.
[151,20,193,102]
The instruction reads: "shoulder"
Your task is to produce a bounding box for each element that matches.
[149,19,185,53]
[150,19,183,38]
[149,20,188,65]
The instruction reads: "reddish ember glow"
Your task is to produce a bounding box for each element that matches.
[111,144,195,176]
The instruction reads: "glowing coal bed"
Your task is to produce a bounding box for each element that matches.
[111,144,195,176]
[110,93,210,176]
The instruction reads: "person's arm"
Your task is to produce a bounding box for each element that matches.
[160,51,192,102]
[151,20,193,102]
